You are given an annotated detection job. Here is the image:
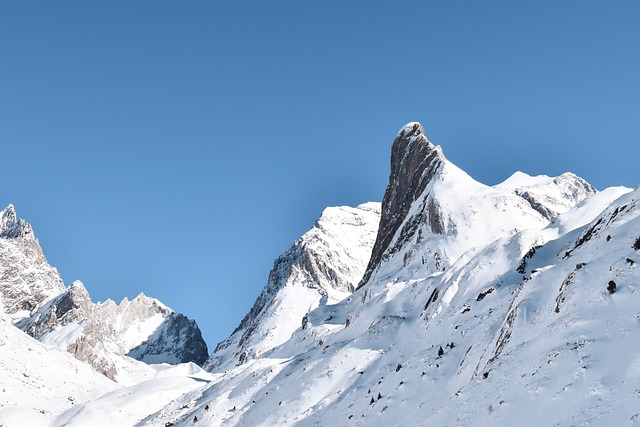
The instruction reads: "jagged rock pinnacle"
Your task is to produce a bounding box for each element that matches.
[358,122,445,288]
[0,204,33,239]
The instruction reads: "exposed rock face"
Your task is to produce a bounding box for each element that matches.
[20,289,209,379]
[0,204,33,239]
[16,280,120,379]
[0,205,65,317]
[127,312,208,366]
[358,123,445,288]
[496,171,597,220]
[1,204,208,380]
[357,123,599,291]
[20,281,93,338]
[206,203,380,371]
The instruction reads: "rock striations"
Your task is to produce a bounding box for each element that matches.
[359,122,445,288]
[359,122,596,290]
[2,120,639,426]
[0,205,208,381]
[206,202,380,370]
[0,205,65,319]
[147,121,637,427]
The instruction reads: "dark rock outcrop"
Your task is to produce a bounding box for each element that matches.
[127,312,209,366]
[358,122,445,289]
[1,204,209,379]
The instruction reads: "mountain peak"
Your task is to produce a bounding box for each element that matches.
[358,122,446,288]
[0,204,33,239]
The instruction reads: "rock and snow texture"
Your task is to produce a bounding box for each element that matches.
[496,171,597,220]
[0,204,208,381]
[0,313,118,426]
[18,286,209,380]
[0,204,65,320]
[3,121,639,426]
[1,309,214,427]
[142,122,639,427]
[206,202,380,370]
[360,122,596,290]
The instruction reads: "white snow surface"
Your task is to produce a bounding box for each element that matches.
[142,141,637,426]
[0,313,214,426]
[0,316,118,426]
[206,202,381,371]
[3,129,640,426]
[142,184,640,427]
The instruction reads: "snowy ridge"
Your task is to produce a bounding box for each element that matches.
[0,205,208,382]
[0,205,65,320]
[360,124,595,294]
[3,121,639,426]
[140,122,639,426]
[0,314,118,426]
[19,284,209,380]
[496,171,597,220]
[1,310,214,426]
[206,202,380,371]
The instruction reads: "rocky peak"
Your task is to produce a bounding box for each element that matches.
[0,204,33,239]
[496,171,597,220]
[0,205,64,317]
[358,122,445,288]
[206,202,380,370]
[19,280,93,339]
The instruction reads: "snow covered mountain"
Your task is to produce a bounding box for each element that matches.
[359,122,596,289]
[0,204,208,381]
[0,204,65,321]
[140,122,639,426]
[3,120,639,426]
[0,310,118,425]
[0,308,214,427]
[206,202,380,370]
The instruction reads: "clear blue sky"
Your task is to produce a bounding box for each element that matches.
[1,1,639,349]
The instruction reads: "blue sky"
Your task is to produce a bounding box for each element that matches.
[1,1,639,348]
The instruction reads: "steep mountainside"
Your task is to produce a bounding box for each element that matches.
[0,205,65,320]
[0,311,118,426]
[141,122,639,427]
[18,285,208,380]
[206,203,380,370]
[0,205,208,381]
[1,307,214,427]
[360,122,596,290]
[3,121,638,426]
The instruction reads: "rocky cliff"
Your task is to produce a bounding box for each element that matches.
[146,122,637,427]
[206,202,380,370]
[0,205,65,318]
[1,205,208,381]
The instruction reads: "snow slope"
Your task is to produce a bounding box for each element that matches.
[3,121,639,426]
[206,203,380,370]
[53,363,215,426]
[142,122,639,426]
[0,313,118,426]
[0,204,208,382]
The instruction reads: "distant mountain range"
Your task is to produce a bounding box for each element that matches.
[2,122,639,426]
[0,203,207,382]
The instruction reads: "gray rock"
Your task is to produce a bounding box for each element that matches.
[358,122,445,289]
